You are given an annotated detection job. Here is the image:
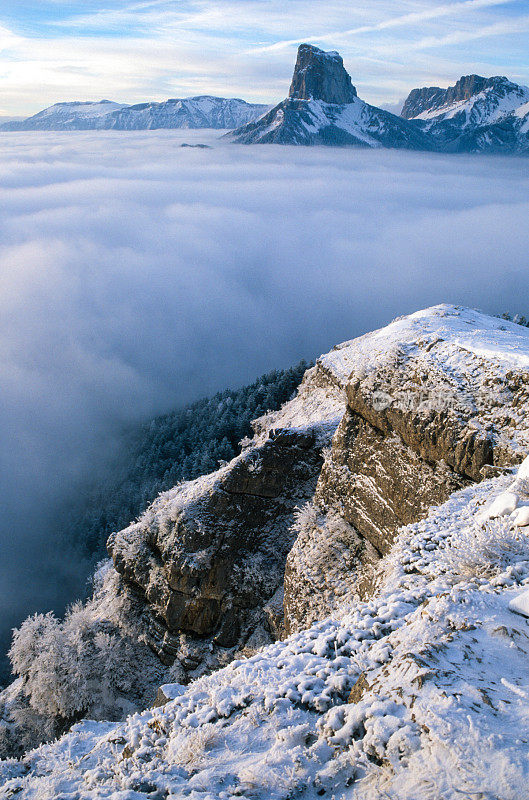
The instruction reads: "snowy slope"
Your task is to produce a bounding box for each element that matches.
[1,97,269,132]
[4,463,529,798]
[319,304,529,461]
[321,304,529,391]
[321,304,529,378]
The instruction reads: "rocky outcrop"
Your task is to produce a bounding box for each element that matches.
[5,304,529,759]
[288,44,357,104]
[401,75,500,119]
[284,306,529,632]
[107,362,346,673]
[108,426,323,658]
[109,306,529,643]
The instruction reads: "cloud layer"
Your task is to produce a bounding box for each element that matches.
[1,128,529,675]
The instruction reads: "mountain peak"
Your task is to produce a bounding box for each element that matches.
[288,43,357,104]
[229,44,430,148]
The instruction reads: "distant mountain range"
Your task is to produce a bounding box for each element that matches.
[229,44,529,153]
[3,46,529,153]
[0,96,269,132]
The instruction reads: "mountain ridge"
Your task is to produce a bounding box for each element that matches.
[1,96,270,132]
[401,73,529,152]
[4,45,529,152]
[401,74,514,118]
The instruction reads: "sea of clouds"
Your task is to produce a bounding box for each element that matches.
[1,128,528,677]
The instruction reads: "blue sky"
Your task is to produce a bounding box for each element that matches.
[1,0,529,115]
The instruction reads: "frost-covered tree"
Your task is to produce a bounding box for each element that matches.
[8,564,165,725]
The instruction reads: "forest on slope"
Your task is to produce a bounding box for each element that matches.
[66,360,310,558]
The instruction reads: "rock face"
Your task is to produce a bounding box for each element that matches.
[108,426,324,658]
[284,306,529,632]
[109,305,529,643]
[229,44,432,149]
[401,74,529,153]
[288,44,357,104]
[107,362,346,670]
[401,75,502,119]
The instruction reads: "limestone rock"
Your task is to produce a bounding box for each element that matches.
[283,306,529,633]
[229,45,432,149]
[288,44,357,104]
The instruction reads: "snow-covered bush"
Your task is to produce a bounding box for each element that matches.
[168,724,219,768]
[439,518,529,580]
[292,501,366,574]
[8,564,164,724]
[10,607,134,721]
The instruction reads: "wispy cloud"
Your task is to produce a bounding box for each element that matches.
[411,14,529,49]
[248,0,515,53]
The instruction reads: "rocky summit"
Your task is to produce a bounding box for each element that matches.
[229,45,529,153]
[401,73,529,153]
[401,74,505,119]
[4,305,529,798]
[288,44,357,104]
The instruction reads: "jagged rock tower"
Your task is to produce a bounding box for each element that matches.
[288,44,357,104]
